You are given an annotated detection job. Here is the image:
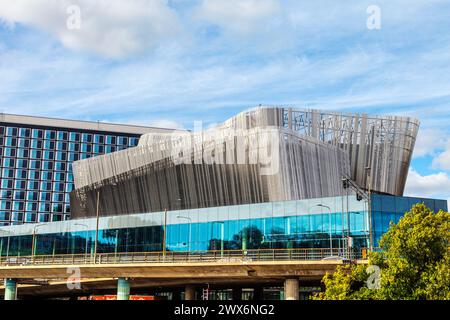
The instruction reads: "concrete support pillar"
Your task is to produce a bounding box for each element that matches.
[232,287,242,301]
[117,277,130,300]
[185,285,196,300]
[4,279,17,300]
[284,278,299,300]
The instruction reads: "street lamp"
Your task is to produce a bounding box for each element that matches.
[162,208,167,260]
[93,190,100,264]
[176,215,192,253]
[92,181,117,264]
[0,230,12,260]
[162,198,182,260]
[74,223,89,258]
[31,224,45,260]
[365,166,374,251]
[212,221,225,257]
[315,204,333,254]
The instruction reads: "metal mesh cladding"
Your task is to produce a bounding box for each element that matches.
[70,107,418,218]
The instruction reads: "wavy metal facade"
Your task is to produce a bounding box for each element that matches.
[70,107,419,219]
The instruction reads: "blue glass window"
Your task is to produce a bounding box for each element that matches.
[43,150,54,160]
[29,160,41,169]
[13,202,24,211]
[53,183,64,192]
[3,158,15,167]
[15,170,27,179]
[18,128,30,138]
[94,134,104,144]
[2,169,14,178]
[56,141,67,150]
[1,180,13,189]
[54,162,66,171]
[27,181,39,190]
[29,149,41,159]
[65,183,74,193]
[17,139,29,148]
[16,149,28,158]
[54,172,65,181]
[39,192,51,201]
[45,130,55,140]
[68,153,78,162]
[39,203,50,212]
[3,147,15,157]
[41,171,52,181]
[81,133,92,143]
[42,161,53,170]
[4,137,16,147]
[27,192,38,201]
[55,152,66,161]
[40,182,52,191]
[6,127,17,136]
[0,190,12,199]
[32,129,43,138]
[69,132,79,142]
[129,137,138,146]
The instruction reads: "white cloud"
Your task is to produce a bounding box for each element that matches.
[194,0,282,35]
[432,142,450,171]
[0,0,181,58]
[146,119,185,130]
[404,168,450,200]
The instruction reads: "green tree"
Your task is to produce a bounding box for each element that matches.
[313,203,450,300]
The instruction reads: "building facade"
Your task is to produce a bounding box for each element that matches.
[0,106,442,255]
[69,107,419,219]
[0,113,172,225]
[0,194,447,257]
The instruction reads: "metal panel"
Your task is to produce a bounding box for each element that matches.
[70,107,418,218]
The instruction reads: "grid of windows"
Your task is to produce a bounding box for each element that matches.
[0,124,140,225]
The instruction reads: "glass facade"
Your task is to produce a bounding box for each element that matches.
[370,194,448,245]
[0,123,141,225]
[0,194,445,257]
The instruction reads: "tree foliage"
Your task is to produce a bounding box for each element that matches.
[313,203,450,300]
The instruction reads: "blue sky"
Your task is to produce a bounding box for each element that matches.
[0,0,449,204]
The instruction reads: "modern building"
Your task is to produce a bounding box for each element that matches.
[69,107,419,218]
[0,106,444,251]
[0,107,447,300]
[0,194,447,258]
[0,113,172,225]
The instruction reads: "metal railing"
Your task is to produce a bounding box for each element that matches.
[0,247,367,266]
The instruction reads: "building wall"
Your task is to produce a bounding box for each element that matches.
[1,194,445,257]
[70,127,350,218]
[371,194,448,245]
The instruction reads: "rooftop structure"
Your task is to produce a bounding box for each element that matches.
[70,107,419,219]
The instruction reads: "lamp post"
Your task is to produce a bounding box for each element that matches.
[74,223,89,259]
[162,198,182,260]
[315,204,333,255]
[0,230,12,261]
[31,224,45,261]
[162,208,167,260]
[212,221,225,257]
[365,166,374,252]
[93,190,100,264]
[176,215,192,253]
